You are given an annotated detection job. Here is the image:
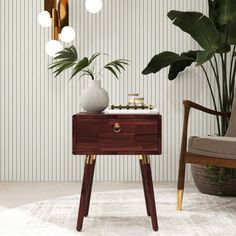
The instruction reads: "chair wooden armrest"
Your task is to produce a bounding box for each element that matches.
[183,100,231,118]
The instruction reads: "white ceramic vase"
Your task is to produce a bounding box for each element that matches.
[80,80,109,113]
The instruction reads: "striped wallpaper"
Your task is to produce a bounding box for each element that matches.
[0,0,216,181]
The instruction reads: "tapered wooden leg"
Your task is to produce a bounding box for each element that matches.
[140,155,158,231]
[84,155,96,217]
[139,157,151,216]
[76,155,96,231]
[177,155,186,211]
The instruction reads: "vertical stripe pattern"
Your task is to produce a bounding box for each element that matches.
[0,0,216,181]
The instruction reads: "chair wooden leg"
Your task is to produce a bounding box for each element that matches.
[76,155,95,231]
[177,102,190,211]
[84,155,96,217]
[139,157,151,216]
[140,155,158,231]
[177,155,186,211]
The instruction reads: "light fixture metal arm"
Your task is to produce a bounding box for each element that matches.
[44,0,56,17]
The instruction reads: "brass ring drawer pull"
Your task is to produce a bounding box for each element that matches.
[113,123,121,133]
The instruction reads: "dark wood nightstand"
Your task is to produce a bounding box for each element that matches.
[73,113,162,231]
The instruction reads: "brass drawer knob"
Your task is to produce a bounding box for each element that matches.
[113,123,121,133]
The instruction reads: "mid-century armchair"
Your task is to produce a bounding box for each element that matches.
[177,92,236,210]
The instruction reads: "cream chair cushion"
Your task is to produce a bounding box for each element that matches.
[188,136,236,160]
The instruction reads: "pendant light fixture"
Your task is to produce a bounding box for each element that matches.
[85,0,103,14]
[38,0,75,57]
[38,0,103,57]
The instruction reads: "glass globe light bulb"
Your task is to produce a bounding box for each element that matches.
[85,0,103,14]
[45,40,63,57]
[60,26,75,43]
[38,11,51,27]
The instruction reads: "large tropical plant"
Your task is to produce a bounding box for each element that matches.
[142,0,236,190]
[142,0,236,136]
[49,45,129,80]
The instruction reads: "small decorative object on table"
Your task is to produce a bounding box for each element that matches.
[48,45,130,113]
[109,93,154,111]
[128,93,139,105]
[110,104,154,110]
[80,80,109,113]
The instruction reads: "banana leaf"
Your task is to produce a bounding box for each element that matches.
[208,0,219,29]
[217,0,236,25]
[167,10,221,50]
[142,51,196,76]
[196,50,215,65]
[168,51,198,80]
[208,0,236,44]
[228,21,236,44]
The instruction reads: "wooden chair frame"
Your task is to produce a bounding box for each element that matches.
[177,100,235,210]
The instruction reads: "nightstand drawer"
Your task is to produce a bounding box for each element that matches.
[73,114,162,155]
[75,118,159,136]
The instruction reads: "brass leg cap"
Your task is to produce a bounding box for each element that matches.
[177,189,183,211]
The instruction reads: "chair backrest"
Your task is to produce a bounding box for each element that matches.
[226,89,236,137]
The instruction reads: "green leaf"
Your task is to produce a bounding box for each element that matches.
[168,51,198,80]
[53,63,74,78]
[50,60,76,78]
[49,45,78,78]
[104,66,119,79]
[49,60,75,69]
[89,52,101,64]
[54,45,77,61]
[142,51,194,75]
[196,50,215,65]
[217,0,236,25]
[167,10,221,50]
[70,57,89,80]
[216,43,231,53]
[107,62,122,73]
[104,59,129,79]
[208,0,220,29]
[115,63,125,70]
[228,21,236,44]
[79,68,95,80]
[204,1,236,45]
[208,0,236,44]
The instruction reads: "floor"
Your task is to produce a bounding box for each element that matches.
[0,182,193,208]
[1,182,236,236]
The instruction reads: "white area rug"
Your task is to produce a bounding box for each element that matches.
[0,187,236,236]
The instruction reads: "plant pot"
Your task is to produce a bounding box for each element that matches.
[191,164,236,196]
[80,80,109,113]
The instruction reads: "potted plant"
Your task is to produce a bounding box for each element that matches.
[142,0,236,195]
[49,45,129,112]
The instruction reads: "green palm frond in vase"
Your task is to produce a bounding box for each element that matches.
[48,45,78,78]
[104,59,130,79]
[48,46,130,80]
